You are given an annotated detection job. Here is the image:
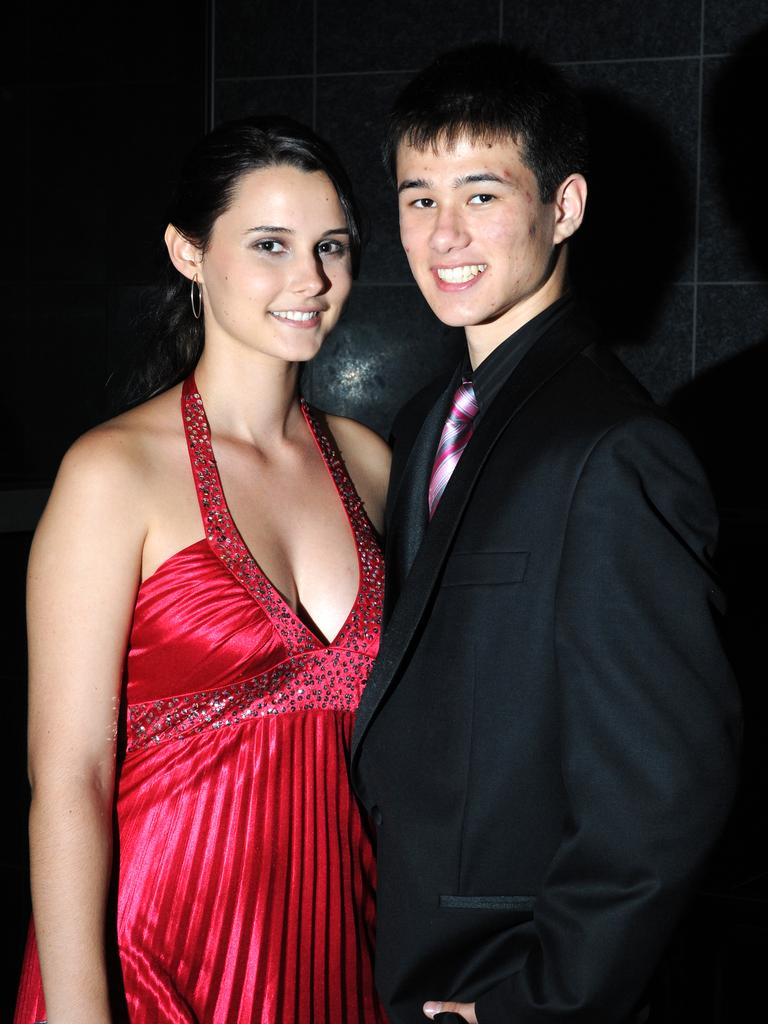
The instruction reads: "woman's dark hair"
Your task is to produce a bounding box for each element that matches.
[115,114,362,410]
[383,42,588,203]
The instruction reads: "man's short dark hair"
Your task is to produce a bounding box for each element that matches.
[383,42,588,203]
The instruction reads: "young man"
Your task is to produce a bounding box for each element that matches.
[351,43,741,1023]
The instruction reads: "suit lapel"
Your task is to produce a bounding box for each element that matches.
[352,312,594,759]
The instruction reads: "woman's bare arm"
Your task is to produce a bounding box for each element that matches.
[27,427,147,1023]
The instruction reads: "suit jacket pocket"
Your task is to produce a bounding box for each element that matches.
[439,894,536,912]
[441,551,529,587]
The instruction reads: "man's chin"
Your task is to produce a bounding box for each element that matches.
[422,299,478,329]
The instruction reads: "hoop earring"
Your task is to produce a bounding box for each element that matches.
[190,274,202,320]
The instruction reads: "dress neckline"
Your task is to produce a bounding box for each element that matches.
[181,374,364,651]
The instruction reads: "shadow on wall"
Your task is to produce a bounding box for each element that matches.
[568,87,691,349]
[671,23,768,515]
[647,29,768,1022]
[669,26,768,892]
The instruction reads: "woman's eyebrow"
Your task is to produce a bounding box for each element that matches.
[245,225,294,234]
[398,177,431,194]
[244,226,350,235]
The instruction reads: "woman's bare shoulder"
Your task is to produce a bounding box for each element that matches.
[326,414,391,472]
[50,386,184,510]
[325,413,390,447]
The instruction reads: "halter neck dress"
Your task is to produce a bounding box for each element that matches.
[15,376,388,1023]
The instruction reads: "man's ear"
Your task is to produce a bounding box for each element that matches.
[552,173,587,245]
[164,224,203,281]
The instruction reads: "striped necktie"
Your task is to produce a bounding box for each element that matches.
[427,379,479,519]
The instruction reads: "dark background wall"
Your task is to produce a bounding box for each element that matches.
[0,0,210,1014]
[3,0,767,1018]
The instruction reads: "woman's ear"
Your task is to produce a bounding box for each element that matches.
[552,173,587,245]
[164,224,202,281]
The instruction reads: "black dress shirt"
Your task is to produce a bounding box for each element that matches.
[463,293,575,422]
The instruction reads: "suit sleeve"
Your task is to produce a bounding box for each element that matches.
[476,415,742,1023]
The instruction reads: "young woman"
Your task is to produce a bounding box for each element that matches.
[15,115,390,1023]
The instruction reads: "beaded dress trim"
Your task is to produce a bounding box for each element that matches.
[126,377,384,751]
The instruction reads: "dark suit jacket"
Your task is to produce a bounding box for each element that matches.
[351,305,741,1023]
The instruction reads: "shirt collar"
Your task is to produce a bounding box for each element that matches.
[462,293,575,414]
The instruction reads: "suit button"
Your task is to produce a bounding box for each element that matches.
[371,805,383,826]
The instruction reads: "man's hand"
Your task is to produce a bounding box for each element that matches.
[423,1000,478,1022]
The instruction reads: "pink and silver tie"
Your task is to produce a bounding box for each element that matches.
[427,379,479,519]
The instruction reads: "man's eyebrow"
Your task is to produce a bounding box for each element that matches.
[397,171,513,194]
[455,172,510,187]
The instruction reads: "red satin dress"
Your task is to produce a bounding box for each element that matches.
[15,377,387,1023]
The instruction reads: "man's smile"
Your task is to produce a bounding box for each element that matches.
[433,263,488,287]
